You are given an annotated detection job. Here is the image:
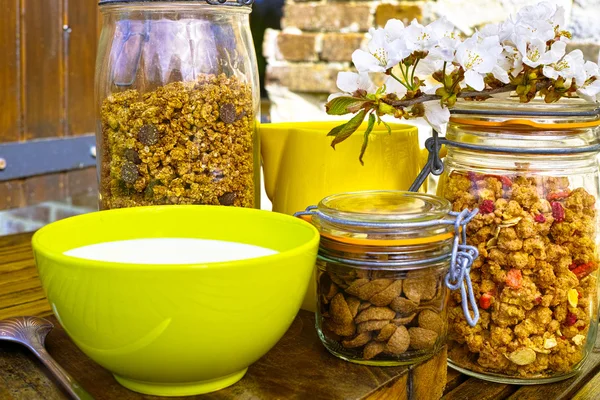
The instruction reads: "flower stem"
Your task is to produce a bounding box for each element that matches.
[399,64,412,90]
[390,71,411,90]
[442,62,448,89]
[384,81,551,108]
[410,59,420,87]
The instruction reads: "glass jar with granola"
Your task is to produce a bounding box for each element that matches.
[438,98,600,383]
[96,0,259,210]
[297,191,479,366]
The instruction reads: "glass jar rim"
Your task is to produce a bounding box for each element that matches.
[307,191,457,247]
[99,0,253,6]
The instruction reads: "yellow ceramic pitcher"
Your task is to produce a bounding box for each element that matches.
[261,121,425,311]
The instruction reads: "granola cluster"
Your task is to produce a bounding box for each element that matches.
[442,171,598,377]
[318,265,446,363]
[99,73,255,209]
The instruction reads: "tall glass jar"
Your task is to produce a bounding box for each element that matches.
[437,98,600,383]
[298,191,479,366]
[95,0,260,210]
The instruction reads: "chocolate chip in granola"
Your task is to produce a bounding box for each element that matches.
[138,124,159,146]
[124,148,141,164]
[220,103,237,124]
[121,162,139,184]
[218,192,236,206]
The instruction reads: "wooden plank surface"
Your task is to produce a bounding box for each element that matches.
[0,313,448,400]
[0,232,51,321]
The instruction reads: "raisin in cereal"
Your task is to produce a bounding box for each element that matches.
[99,73,255,209]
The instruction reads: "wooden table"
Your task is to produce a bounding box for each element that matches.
[1,232,600,400]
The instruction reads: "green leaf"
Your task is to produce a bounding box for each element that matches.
[326,97,369,116]
[330,109,367,149]
[326,122,347,137]
[359,113,376,165]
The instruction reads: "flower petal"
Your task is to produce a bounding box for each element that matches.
[492,65,510,83]
[424,102,450,134]
[577,80,600,102]
[384,19,405,41]
[465,70,485,91]
[384,76,407,96]
[336,72,360,93]
[540,40,566,65]
[352,50,385,73]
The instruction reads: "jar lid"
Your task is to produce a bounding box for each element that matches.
[297,191,481,327]
[99,0,253,5]
[303,191,456,246]
[450,97,600,129]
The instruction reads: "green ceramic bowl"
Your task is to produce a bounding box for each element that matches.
[32,205,319,396]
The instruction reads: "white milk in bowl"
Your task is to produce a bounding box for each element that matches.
[64,238,278,264]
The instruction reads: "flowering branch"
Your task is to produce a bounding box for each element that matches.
[325,1,600,164]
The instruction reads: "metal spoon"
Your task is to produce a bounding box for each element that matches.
[0,316,93,400]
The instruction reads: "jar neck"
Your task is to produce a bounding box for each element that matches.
[318,237,453,270]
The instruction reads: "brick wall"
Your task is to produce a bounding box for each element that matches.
[264,0,600,123]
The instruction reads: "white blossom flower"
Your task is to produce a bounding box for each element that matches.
[543,49,587,86]
[456,34,504,91]
[518,39,566,68]
[577,56,600,102]
[498,17,519,45]
[383,19,405,41]
[352,28,409,73]
[426,17,460,65]
[327,72,376,102]
[498,45,523,77]
[514,2,564,41]
[401,19,436,53]
[424,102,451,134]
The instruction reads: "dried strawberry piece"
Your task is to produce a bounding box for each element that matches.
[565,312,577,327]
[479,200,495,214]
[534,214,546,223]
[578,326,586,331]
[505,269,523,289]
[484,174,513,189]
[479,293,493,310]
[534,296,542,305]
[547,190,571,201]
[551,202,565,222]
[570,262,598,280]
[560,335,567,340]
[569,263,577,271]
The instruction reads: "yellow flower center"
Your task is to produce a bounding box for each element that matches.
[465,50,483,69]
[528,48,540,62]
[373,48,388,66]
[554,60,570,71]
